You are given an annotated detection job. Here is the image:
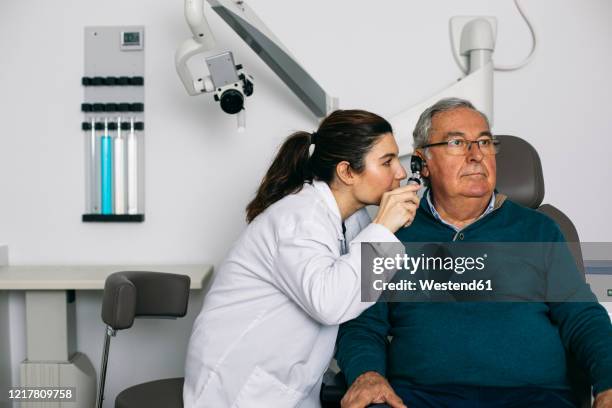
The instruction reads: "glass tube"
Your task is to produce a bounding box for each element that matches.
[126,117,139,214]
[84,117,96,213]
[87,120,104,214]
[113,116,126,214]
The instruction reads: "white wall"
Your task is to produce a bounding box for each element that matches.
[1,0,611,406]
[0,246,10,408]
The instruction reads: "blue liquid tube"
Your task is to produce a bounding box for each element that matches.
[101,118,113,214]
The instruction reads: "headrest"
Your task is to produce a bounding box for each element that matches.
[495,135,545,208]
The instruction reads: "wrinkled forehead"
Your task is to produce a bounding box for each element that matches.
[430,108,490,136]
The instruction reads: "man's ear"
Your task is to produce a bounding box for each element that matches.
[335,161,356,186]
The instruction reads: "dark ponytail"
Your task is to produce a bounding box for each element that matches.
[245,131,313,223]
[246,110,392,223]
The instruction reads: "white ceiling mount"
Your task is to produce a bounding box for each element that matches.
[450,16,497,74]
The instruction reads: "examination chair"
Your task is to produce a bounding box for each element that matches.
[96,271,190,408]
[320,135,591,408]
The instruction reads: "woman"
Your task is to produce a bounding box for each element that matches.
[183,110,420,407]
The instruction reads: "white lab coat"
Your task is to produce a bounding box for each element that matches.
[183,180,399,408]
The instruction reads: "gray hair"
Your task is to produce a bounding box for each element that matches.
[412,97,490,153]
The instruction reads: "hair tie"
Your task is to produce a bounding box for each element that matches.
[310,131,318,145]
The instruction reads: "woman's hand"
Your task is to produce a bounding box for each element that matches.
[372,184,421,233]
[341,371,407,408]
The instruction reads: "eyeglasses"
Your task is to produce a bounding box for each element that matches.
[419,137,501,156]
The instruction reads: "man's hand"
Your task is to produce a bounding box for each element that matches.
[340,371,407,408]
[594,389,612,407]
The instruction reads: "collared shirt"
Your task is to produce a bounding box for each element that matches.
[426,190,496,232]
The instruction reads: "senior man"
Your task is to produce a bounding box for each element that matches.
[335,98,612,408]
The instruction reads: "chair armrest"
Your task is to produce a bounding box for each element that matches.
[320,369,348,408]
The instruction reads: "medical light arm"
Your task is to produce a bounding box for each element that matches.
[175,0,217,96]
[208,0,338,117]
[392,0,536,157]
[391,17,497,157]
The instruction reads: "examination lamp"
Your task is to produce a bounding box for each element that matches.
[175,0,337,131]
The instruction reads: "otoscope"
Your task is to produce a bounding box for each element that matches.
[407,155,424,186]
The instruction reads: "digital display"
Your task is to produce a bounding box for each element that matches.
[123,32,140,45]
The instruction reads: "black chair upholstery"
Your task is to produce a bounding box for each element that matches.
[320,135,591,408]
[320,371,348,408]
[116,378,185,408]
[495,135,545,208]
[97,271,190,408]
[538,204,585,275]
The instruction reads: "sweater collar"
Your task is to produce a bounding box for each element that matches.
[426,190,496,232]
[421,188,507,230]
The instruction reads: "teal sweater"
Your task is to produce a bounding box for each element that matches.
[336,194,612,395]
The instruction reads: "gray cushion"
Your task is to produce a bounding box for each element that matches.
[537,204,585,275]
[102,271,190,330]
[495,135,545,208]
